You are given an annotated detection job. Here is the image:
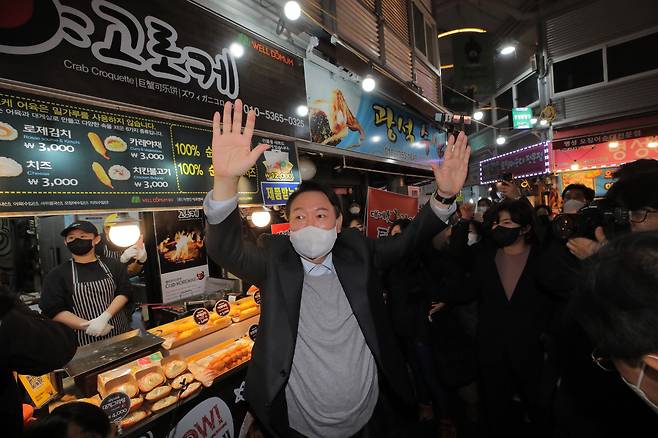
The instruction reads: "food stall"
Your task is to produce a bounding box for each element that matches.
[0,0,305,435]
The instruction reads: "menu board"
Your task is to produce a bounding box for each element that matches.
[0,0,309,140]
[0,88,299,215]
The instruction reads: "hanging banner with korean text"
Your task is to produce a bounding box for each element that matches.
[0,87,299,215]
[558,167,617,197]
[305,62,445,165]
[153,209,208,304]
[552,136,658,172]
[0,0,309,140]
[365,187,418,239]
[479,142,550,184]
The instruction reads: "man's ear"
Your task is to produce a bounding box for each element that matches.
[93,235,102,245]
[336,214,343,233]
[644,354,658,372]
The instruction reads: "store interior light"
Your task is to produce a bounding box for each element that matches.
[362,76,376,92]
[250,210,271,228]
[284,1,302,21]
[437,27,487,39]
[473,110,484,121]
[648,137,658,148]
[530,117,538,125]
[440,64,454,70]
[296,105,309,117]
[371,135,381,142]
[608,141,619,149]
[539,118,548,126]
[229,42,244,58]
[107,213,141,247]
[570,160,580,171]
[496,135,507,145]
[499,45,516,55]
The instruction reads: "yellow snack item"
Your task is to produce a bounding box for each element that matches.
[237,306,260,321]
[88,132,109,160]
[92,162,114,189]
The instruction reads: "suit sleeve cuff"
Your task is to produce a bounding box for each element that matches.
[429,196,457,224]
[203,191,238,225]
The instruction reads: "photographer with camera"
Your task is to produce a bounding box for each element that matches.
[561,184,595,214]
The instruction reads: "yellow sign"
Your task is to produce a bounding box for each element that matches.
[19,374,57,408]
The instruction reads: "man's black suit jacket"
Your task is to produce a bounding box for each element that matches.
[206,202,448,436]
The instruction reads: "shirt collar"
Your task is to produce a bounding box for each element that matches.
[300,253,335,276]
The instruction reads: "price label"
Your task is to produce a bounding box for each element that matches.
[193,308,210,326]
[248,324,258,341]
[214,300,231,317]
[253,291,261,305]
[100,392,130,424]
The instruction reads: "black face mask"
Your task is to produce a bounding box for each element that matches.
[491,226,522,248]
[67,238,94,256]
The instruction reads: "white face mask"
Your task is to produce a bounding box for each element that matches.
[467,232,480,246]
[621,358,658,415]
[349,205,361,214]
[563,199,586,214]
[289,226,337,260]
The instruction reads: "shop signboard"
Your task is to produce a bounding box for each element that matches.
[0,87,300,214]
[558,167,616,197]
[479,141,550,184]
[512,107,533,129]
[552,136,658,172]
[270,223,291,234]
[305,62,445,165]
[365,187,418,239]
[153,209,208,304]
[553,126,658,149]
[0,0,309,140]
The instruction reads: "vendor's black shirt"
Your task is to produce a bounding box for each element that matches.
[39,257,132,318]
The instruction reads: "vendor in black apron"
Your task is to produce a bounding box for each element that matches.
[40,221,132,346]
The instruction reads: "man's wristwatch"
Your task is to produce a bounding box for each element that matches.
[433,190,456,205]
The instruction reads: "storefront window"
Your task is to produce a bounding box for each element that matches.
[607,32,658,80]
[553,49,604,93]
[516,72,539,107]
[495,88,513,120]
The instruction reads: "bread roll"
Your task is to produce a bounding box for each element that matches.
[180,381,202,399]
[164,359,187,379]
[171,373,195,390]
[129,397,143,412]
[152,395,178,412]
[138,372,164,393]
[121,410,148,428]
[113,382,138,398]
[145,385,171,402]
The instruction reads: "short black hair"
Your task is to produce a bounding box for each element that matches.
[570,231,658,364]
[285,181,342,220]
[23,402,111,438]
[535,204,550,215]
[489,199,539,244]
[612,158,658,179]
[562,184,595,203]
[606,169,658,210]
[349,217,363,226]
[477,198,493,208]
[390,218,412,232]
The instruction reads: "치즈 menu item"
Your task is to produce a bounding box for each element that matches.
[0,87,301,215]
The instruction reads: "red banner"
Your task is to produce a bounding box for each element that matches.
[552,136,658,172]
[270,223,291,235]
[365,188,419,238]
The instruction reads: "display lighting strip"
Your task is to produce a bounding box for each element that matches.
[478,141,551,185]
[554,162,623,173]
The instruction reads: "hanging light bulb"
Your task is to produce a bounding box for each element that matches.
[473,110,484,121]
[296,105,309,117]
[496,135,506,145]
[250,209,271,228]
[570,160,580,171]
[284,1,302,20]
[539,119,549,126]
[107,213,141,247]
[530,117,538,125]
[499,45,516,55]
[229,42,244,58]
[362,76,376,92]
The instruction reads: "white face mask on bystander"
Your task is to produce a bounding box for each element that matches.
[621,358,658,415]
[289,226,337,260]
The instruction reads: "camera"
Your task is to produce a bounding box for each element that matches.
[552,198,629,240]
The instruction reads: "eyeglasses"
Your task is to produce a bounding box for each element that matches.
[591,350,615,372]
[629,209,658,223]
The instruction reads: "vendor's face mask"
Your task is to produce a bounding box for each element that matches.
[67,238,94,255]
[290,226,337,260]
[620,358,658,415]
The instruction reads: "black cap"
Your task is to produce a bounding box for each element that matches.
[60,220,99,237]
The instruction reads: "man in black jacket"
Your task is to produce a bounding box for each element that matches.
[203,100,470,437]
[0,286,76,437]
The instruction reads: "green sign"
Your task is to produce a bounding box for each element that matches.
[512,107,533,129]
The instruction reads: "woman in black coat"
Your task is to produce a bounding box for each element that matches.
[0,286,76,437]
[440,200,575,437]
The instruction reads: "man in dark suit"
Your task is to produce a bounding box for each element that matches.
[203,100,470,437]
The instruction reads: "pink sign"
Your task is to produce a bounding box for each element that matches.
[552,136,658,172]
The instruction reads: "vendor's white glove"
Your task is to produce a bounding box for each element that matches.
[120,246,139,264]
[85,311,113,337]
[135,246,147,263]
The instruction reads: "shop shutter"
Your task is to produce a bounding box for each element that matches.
[559,73,658,124]
[545,0,658,59]
[415,59,439,105]
[382,0,409,44]
[336,0,380,59]
[384,25,413,82]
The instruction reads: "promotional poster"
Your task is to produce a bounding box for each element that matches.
[365,187,418,238]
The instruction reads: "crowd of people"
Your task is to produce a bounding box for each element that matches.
[1,100,657,438]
